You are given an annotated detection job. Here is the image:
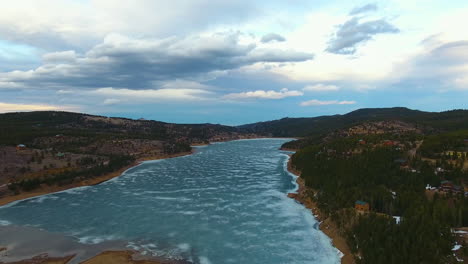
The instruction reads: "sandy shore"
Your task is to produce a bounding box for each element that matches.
[0,151,193,207]
[286,155,355,264]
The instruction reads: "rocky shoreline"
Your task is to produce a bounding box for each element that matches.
[286,155,355,264]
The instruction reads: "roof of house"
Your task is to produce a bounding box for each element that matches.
[356,200,368,205]
[17,144,26,147]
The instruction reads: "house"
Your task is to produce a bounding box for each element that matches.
[16,144,27,151]
[358,139,366,145]
[355,200,370,211]
[440,180,455,192]
[440,180,463,194]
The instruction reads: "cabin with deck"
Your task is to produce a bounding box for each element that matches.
[16,144,27,151]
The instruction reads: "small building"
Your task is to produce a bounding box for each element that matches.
[355,200,370,211]
[440,180,454,192]
[56,152,65,159]
[440,180,463,194]
[358,139,366,145]
[16,144,27,151]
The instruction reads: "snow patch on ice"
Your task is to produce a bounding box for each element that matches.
[177,243,190,252]
[199,256,212,264]
[78,234,119,244]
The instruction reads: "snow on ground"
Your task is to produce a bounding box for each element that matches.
[452,244,462,251]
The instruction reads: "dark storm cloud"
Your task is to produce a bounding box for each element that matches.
[349,3,378,15]
[0,33,313,90]
[261,33,286,43]
[326,17,399,55]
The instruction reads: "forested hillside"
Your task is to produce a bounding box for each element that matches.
[287,113,468,263]
[0,111,257,197]
[240,107,468,138]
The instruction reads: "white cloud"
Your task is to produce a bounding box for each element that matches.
[0,102,63,112]
[300,99,356,106]
[103,98,121,105]
[223,88,303,100]
[453,76,468,90]
[57,89,74,94]
[303,84,339,92]
[92,87,213,101]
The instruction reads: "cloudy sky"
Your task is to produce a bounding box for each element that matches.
[1,0,467,124]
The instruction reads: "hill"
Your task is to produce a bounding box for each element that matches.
[0,111,245,146]
[0,111,257,200]
[239,107,468,138]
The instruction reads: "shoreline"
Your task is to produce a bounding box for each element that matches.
[0,151,193,207]
[286,155,355,264]
[0,138,300,264]
[0,136,290,207]
[0,250,186,264]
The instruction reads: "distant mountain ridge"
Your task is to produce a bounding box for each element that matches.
[238,107,468,137]
[0,111,240,146]
[1,107,468,145]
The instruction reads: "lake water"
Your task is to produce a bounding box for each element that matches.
[0,139,340,264]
